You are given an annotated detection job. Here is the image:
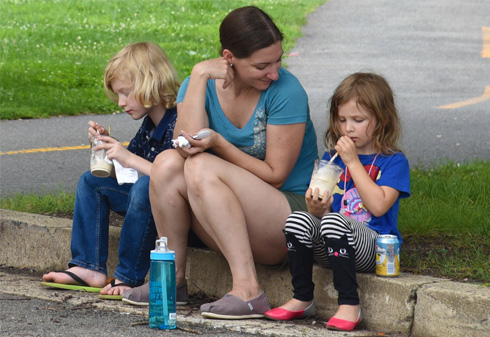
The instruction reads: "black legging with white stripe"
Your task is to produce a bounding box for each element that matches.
[285,211,379,272]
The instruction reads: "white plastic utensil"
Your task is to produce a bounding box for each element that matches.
[192,130,211,139]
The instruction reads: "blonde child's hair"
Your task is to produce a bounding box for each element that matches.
[104,42,179,109]
[325,72,402,154]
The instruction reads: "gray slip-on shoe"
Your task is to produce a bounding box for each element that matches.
[122,281,188,306]
[122,282,149,306]
[200,292,271,319]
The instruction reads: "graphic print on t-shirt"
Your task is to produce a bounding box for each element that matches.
[340,164,381,222]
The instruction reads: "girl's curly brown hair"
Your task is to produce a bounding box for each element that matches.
[324,72,402,155]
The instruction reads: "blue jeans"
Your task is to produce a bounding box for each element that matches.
[69,172,157,286]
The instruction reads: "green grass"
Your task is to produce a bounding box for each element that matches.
[399,160,489,236]
[0,0,325,120]
[1,160,489,284]
[398,160,489,284]
[0,190,75,216]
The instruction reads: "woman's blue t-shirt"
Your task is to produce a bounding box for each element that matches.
[177,67,318,195]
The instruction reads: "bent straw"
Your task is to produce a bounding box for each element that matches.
[329,152,339,162]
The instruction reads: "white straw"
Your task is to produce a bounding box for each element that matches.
[329,152,339,162]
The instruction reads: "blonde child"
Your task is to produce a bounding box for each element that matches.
[42,42,180,300]
[265,72,411,331]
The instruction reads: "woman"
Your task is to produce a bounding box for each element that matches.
[123,6,318,319]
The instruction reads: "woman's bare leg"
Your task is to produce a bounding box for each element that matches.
[185,153,290,301]
[149,150,193,287]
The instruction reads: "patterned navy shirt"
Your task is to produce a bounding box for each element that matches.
[126,107,177,163]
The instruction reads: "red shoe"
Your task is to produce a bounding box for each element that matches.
[264,300,316,321]
[325,308,362,331]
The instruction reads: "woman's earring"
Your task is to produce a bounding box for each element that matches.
[230,63,233,67]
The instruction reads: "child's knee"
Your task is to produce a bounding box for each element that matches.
[128,177,150,208]
[320,213,349,235]
[77,170,101,190]
[285,211,314,231]
[132,175,150,194]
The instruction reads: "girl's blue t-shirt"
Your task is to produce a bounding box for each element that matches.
[322,152,411,243]
[177,67,318,195]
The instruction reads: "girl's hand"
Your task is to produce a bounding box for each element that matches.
[305,187,332,218]
[88,121,108,143]
[334,136,359,166]
[94,135,133,167]
[193,57,234,89]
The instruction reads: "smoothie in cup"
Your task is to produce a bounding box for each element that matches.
[309,159,343,199]
[90,138,113,178]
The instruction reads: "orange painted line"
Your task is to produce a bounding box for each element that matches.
[0,142,130,155]
[437,86,490,109]
[482,27,490,58]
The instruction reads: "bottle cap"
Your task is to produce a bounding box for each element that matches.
[151,237,175,260]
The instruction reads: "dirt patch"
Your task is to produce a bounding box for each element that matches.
[401,233,489,283]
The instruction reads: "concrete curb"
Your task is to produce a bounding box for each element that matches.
[1,209,489,336]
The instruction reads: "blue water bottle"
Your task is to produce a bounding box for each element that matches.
[149,237,177,329]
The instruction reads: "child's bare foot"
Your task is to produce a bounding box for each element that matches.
[100,279,132,296]
[42,266,106,288]
[331,304,360,322]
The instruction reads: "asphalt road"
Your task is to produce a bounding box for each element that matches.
[1,0,489,198]
[288,0,490,168]
[0,266,411,337]
[0,292,257,337]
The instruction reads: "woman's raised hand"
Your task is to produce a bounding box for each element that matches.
[193,57,234,89]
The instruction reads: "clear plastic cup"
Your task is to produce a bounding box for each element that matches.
[90,138,113,178]
[309,159,343,199]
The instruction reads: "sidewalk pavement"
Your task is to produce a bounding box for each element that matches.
[1,209,489,337]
